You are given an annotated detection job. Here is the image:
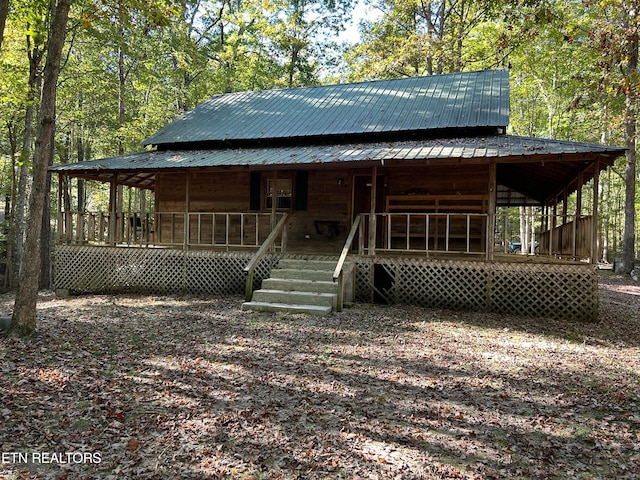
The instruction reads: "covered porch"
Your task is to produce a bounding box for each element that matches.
[49,136,624,321]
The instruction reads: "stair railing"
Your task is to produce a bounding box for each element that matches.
[243,213,291,301]
[333,214,362,312]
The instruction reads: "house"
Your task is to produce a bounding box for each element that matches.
[49,70,625,320]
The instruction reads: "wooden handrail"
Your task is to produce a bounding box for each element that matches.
[333,215,361,282]
[333,215,361,312]
[243,213,291,301]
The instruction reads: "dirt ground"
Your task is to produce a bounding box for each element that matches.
[0,271,639,479]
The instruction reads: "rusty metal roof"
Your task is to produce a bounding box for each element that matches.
[142,70,510,147]
[50,135,625,202]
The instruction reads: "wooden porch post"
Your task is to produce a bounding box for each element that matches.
[184,173,190,250]
[487,161,497,261]
[576,172,584,216]
[369,166,377,256]
[109,176,117,246]
[591,159,600,264]
[574,172,584,258]
[271,170,278,230]
[57,174,63,244]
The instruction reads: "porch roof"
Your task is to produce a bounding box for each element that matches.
[50,135,624,204]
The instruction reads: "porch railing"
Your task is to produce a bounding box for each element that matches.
[538,215,593,258]
[360,212,488,255]
[333,214,361,312]
[57,211,287,250]
[244,213,291,301]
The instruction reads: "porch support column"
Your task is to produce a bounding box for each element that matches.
[271,170,278,229]
[57,174,63,244]
[487,161,497,261]
[574,172,584,259]
[108,176,117,246]
[591,159,600,264]
[184,173,190,250]
[576,172,584,216]
[369,166,377,256]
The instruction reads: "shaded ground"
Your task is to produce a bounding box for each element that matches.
[1,272,639,479]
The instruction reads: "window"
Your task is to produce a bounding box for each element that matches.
[266,178,292,209]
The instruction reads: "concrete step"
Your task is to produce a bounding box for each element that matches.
[241,301,332,316]
[270,268,334,282]
[262,277,338,294]
[278,259,337,271]
[251,289,336,308]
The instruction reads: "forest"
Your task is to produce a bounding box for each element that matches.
[0,0,638,297]
[1,3,640,478]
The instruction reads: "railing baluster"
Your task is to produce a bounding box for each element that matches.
[425,214,430,255]
[405,213,410,250]
[445,214,450,252]
[226,214,230,251]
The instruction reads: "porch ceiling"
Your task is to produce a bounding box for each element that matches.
[50,135,624,201]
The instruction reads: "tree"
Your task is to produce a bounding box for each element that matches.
[0,0,9,52]
[9,0,72,336]
[581,0,638,271]
[619,7,638,273]
[258,0,353,87]
[345,0,501,79]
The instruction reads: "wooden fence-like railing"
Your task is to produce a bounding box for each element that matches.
[57,211,287,250]
[360,212,488,255]
[538,215,592,259]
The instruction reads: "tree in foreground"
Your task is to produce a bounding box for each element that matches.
[8,0,72,336]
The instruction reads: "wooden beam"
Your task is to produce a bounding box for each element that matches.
[487,161,497,261]
[271,170,278,230]
[184,173,190,250]
[591,159,600,264]
[57,174,63,244]
[109,176,117,246]
[369,166,377,256]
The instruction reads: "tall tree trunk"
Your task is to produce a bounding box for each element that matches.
[619,12,638,274]
[40,154,52,289]
[13,39,44,288]
[529,207,536,254]
[0,0,9,52]
[9,0,72,337]
[519,206,527,254]
[3,119,18,291]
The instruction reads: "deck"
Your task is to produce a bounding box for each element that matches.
[53,210,598,321]
[53,244,597,321]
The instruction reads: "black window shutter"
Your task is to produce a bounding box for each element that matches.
[249,172,261,210]
[295,171,308,211]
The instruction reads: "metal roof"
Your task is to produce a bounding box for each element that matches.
[51,136,622,173]
[50,135,625,202]
[142,70,510,147]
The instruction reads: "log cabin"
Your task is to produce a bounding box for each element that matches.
[50,70,625,320]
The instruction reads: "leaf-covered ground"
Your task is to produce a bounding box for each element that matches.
[1,272,639,479]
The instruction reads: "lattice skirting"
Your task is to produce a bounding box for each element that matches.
[54,246,598,321]
[349,255,598,321]
[54,245,281,295]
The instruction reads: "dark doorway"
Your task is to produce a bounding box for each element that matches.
[373,263,393,304]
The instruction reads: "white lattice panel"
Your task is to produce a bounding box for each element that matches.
[348,255,597,321]
[54,246,597,321]
[54,246,280,295]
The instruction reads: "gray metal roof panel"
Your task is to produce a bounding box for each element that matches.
[142,70,510,146]
[51,136,624,176]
